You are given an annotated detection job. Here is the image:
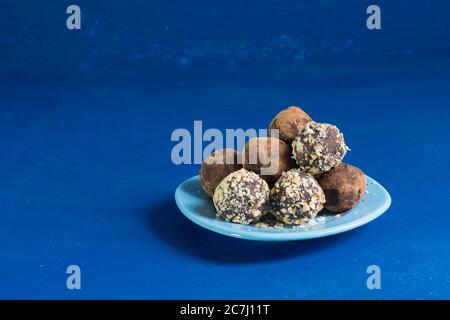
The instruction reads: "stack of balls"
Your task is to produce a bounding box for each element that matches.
[199,106,367,226]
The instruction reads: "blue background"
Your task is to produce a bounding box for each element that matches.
[0,0,449,299]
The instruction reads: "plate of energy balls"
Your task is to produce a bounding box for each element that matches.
[175,106,391,241]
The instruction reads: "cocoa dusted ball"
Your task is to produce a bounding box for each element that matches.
[213,169,270,224]
[243,137,295,186]
[270,169,326,225]
[199,148,242,197]
[269,106,312,145]
[292,121,348,175]
[317,163,367,213]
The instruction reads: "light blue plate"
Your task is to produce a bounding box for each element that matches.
[175,175,391,241]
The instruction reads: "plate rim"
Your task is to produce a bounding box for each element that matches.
[175,174,391,241]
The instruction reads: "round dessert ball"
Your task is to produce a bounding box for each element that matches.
[243,137,295,186]
[270,169,326,225]
[292,121,348,175]
[199,148,242,197]
[269,106,312,145]
[317,163,366,213]
[213,169,270,224]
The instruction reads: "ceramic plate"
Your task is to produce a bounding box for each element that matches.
[175,175,391,241]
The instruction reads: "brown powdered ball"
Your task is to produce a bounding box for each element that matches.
[199,148,242,197]
[270,169,326,225]
[292,121,348,175]
[213,169,270,224]
[317,163,366,213]
[243,137,296,186]
[269,106,313,145]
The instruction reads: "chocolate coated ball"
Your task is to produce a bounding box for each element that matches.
[317,163,366,213]
[269,106,312,145]
[243,137,295,186]
[213,169,270,224]
[292,121,348,175]
[199,148,242,197]
[270,169,325,225]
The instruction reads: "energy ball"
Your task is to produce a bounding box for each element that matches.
[243,137,295,186]
[292,121,348,175]
[317,163,366,213]
[269,106,312,145]
[199,148,242,197]
[213,169,270,224]
[270,169,326,225]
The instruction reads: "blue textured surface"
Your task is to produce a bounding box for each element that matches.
[176,175,391,241]
[1,1,450,299]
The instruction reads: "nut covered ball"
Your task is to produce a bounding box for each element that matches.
[270,169,326,225]
[317,163,366,213]
[292,121,348,175]
[269,106,312,145]
[243,137,295,186]
[213,169,270,224]
[199,148,242,197]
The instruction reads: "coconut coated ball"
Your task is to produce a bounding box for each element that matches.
[243,137,295,186]
[270,169,325,225]
[269,106,312,145]
[199,148,242,197]
[213,169,270,224]
[317,163,366,213]
[292,121,348,175]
